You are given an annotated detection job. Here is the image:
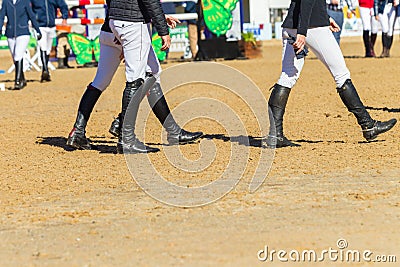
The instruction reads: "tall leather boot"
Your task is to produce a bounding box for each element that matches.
[20,59,27,88]
[147,82,203,144]
[363,31,373,57]
[370,33,377,57]
[64,47,73,68]
[12,60,26,90]
[66,83,102,149]
[337,79,397,141]
[386,34,394,57]
[265,84,300,148]
[40,50,51,82]
[380,33,389,58]
[117,76,159,154]
[109,83,204,144]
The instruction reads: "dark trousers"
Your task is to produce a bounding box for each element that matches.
[327,8,344,45]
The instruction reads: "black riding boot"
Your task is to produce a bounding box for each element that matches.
[12,60,26,90]
[40,50,51,82]
[337,79,397,141]
[64,48,73,68]
[147,82,203,144]
[386,35,394,57]
[109,83,203,144]
[66,83,102,149]
[363,31,373,57]
[380,33,389,58]
[370,33,377,57]
[265,84,300,148]
[117,77,159,154]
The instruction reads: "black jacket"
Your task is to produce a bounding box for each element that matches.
[101,0,112,33]
[108,0,169,36]
[282,0,330,36]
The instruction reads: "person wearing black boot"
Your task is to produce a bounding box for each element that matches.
[109,80,203,145]
[359,0,380,57]
[265,0,397,148]
[378,0,398,58]
[67,83,102,149]
[67,1,202,152]
[56,32,74,69]
[31,0,69,82]
[0,0,42,90]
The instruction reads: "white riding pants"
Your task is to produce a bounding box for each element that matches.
[277,27,351,89]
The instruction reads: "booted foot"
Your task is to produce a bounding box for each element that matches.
[362,119,397,141]
[167,129,203,145]
[11,81,26,90]
[41,71,51,82]
[66,128,92,150]
[117,138,160,154]
[265,135,300,148]
[109,116,120,137]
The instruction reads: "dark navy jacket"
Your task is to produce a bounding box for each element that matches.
[282,0,330,36]
[0,0,42,38]
[30,0,69,28]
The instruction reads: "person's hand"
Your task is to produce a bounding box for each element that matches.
[394,0,399,7]
[346,10,355,19]
[160,35,171,51]
[375,15,380,21]
[293,34,306,53]
[329,17,340,32]
[62,19,68,26]
[165,15,181,29]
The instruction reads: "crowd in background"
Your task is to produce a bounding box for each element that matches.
[327,0,400,57]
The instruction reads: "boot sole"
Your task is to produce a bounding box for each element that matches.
[116,146,159,154]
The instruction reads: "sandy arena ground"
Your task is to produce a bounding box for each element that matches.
[0,36,399,266]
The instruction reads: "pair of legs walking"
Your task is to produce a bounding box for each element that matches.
[360,7,379,57]
[266,27,397,148]
[7,35,30,90]
[37,27,57,82]
[67,30,202,153]
[379,4,397,57]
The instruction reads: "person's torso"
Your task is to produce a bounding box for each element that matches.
[108,0,150,23]
[30,0,59,27]
[283,0,330,30]
[3,0,32,37]
[359,0,375,8]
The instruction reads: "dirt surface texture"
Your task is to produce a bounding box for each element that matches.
[0,36,399,266]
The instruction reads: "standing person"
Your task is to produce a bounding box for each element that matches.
[30,0,69,82]
[359,0,380,57]
[67,0,202,152]
[265,0,397,148]
[378,0,398,57]
[0,0,42,90]
[107,0,175,153]
[326,0,356,45]
[185,0,198,58]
